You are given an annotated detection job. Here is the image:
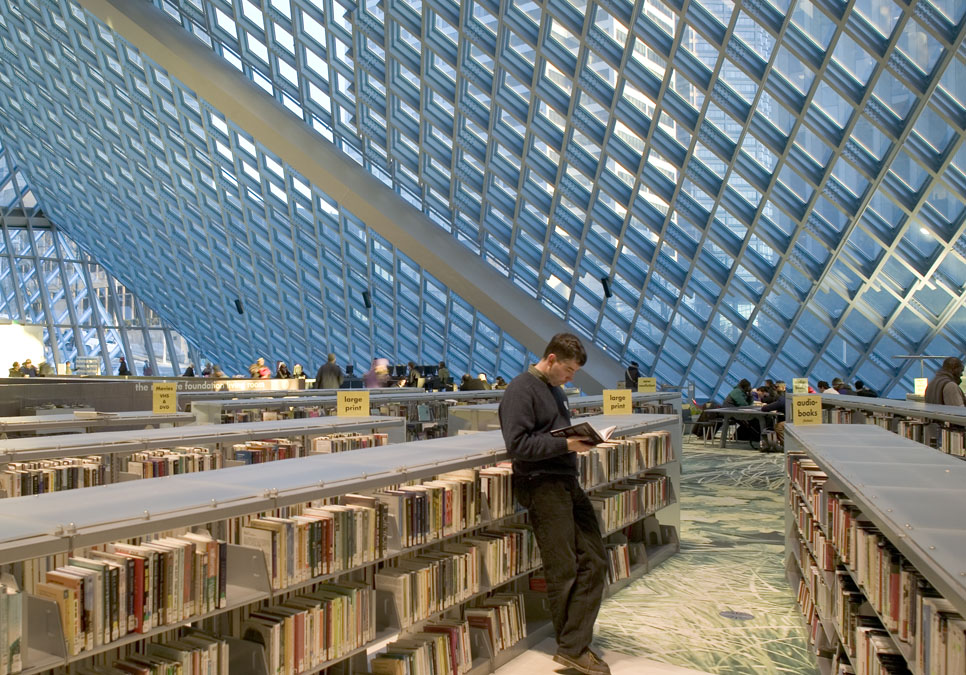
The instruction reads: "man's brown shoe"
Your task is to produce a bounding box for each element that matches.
[553,648,611,674]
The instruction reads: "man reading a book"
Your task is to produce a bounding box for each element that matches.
[498,333,610,675]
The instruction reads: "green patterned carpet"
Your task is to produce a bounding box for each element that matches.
[595,441,818,674]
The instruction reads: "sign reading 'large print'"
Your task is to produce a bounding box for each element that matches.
[602,389,631,415]
[792,395,822,426]
[338,391,370,416]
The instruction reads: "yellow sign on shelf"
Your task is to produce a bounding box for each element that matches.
[338,390,370,417]
[914,378,928,396]
[152,382,177,414]
[792,395,822,426]
[792,378,809,394]
[602,389,632,415]
[637,377,657,393]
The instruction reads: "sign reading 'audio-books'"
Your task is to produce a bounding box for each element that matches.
[338,391,370,416]
[792,395,822,426]
[637,377,657,393]
[152,382,177,414]
[602,389,632,415]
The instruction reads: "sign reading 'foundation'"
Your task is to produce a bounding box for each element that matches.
[602,389,631,415]
[338,391,370,417]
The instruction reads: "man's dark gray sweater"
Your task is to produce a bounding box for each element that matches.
[498,368,576,477]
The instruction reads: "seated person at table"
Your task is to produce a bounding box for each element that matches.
[724,379,753,407]
[853,380,877,397]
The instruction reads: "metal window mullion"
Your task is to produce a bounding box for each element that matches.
[77,253,113,374]
[0,220,29,321]
[103,268,135,371]
[767,17,966,390]
[23,221,62,366]
[131,294,160,376]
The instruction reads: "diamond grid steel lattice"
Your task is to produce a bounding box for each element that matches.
[0,138,198,375]
[2,0,966,396]
[0,0,536,380]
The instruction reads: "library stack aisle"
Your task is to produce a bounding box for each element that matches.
[784,423,966,675]
[0,413,681,675]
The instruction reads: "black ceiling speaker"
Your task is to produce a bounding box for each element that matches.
[362,290,372,309]
[234,298,244,314]
[600,276,612,298]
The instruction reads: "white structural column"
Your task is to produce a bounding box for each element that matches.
[76,0,624,393]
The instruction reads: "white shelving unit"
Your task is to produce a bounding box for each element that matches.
[0,413,680,675]
[784,423,966,675]
[447,392,682,435]
[0,410,195,436]
[789,393,966,457]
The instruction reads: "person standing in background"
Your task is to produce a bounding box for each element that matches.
[437,361,450,386]
[498,333,609,675]
[924,357,966,406]
[117,357,130,376]
[316,354,344,389]
[623,361,639,389]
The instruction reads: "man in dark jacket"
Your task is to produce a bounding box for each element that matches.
[315,353,344,389]
[499,333,609,675]
[924,357,965,406]
[724,379,752,407]
[623,361,640,389]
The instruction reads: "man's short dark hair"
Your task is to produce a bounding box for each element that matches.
[942,357,963,371]
[854,380,864,389]
[817,380,829,390]
[543,333,587,366]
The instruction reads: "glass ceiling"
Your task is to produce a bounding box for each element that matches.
[0,138,198,375]
[1,0,965,397]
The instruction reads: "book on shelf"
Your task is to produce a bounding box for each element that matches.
[550,421,616,445]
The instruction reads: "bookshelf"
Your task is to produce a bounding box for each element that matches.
[784,423,966,675]
[447,392,682,435]
[0,413,680,675]
[789,393,966,458]
[0,416,406,501]
[0,411,195,437]
[189,390,508,441]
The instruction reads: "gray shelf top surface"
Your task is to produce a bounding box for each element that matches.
[0,416,403,462]
[0,413,676,562]
[797,393,966,424]
[787,423,966,617]
[0,410,195,433]
[450,391,682,413]
[190,389,506,411]
[179,386,425,401]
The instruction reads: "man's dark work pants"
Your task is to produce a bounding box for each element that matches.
[514,474,606,657]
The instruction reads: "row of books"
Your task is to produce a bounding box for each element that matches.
[788,452,966,675]
[896,420,926,444]
[1,456,106,498]
[375,545,480,628]
[231,439,305,464]
[823,409,854,424]
[238,499,388,590]
[939,426,966,457]
[465,593,527,658]
[310,432,389,454]
[464,525,540,587]
[0,574,22,675]
[574,431,672,490]
[605,543,633,584]
[221,408,328,424]
[371,618,473,675]
[35,531,226,657]
[791,491,835,572]
[74,629,229,675]
[794,573,825,650]
[241,581,374,675]
[591,474,671,533]
[479,465,513,520]
[126,448,222,478]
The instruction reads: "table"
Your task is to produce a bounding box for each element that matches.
[700,407,781,448]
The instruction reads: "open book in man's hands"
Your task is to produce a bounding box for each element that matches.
[550,421,617,445]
